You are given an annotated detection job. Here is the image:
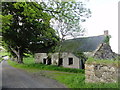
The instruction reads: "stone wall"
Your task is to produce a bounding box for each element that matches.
[61,53,80,69]
[35,52,81,69]
[35,53,47,63]
[93,43,117,59]
[85,64,118,83]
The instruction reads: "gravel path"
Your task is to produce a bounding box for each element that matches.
[2,60,66,88]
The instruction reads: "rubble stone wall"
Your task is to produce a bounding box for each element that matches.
[93,43,117,59]
[85,64,118,83]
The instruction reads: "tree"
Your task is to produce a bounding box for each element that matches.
[30,0,91,66]
[104,35,111,45]
[39,0,91,53]
[30,0,91,40]
[2,2,59,63]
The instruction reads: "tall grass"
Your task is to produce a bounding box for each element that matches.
[39,71,118,88]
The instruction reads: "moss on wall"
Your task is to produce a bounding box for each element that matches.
[86,57,119,67]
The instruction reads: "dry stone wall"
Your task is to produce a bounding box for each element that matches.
[85,64,118,83]
[93,43,117,59]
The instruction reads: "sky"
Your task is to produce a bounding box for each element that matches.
[80,0,119,53]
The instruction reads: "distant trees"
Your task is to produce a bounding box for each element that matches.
[2,2,59,63]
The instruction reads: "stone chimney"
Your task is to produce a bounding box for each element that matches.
[104,30,109,36]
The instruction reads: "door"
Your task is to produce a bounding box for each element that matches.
[47,58,51,65]
[43,58,46,64]
[58,58,63,66]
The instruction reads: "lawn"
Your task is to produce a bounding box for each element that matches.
[8,56,119,88]
[0,50,9,62]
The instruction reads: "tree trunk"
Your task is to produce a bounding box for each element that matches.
[58,38,64,66]
[17,47,23,64]
[10,46,23,64]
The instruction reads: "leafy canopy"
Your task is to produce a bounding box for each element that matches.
[2,2,59,63]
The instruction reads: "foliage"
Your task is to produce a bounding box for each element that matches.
[73,51,87,60]
[8,57,84,73]
[41,0,91,39]
[0,51,9,56]
[2,2,59,63]
[104,35,111,45]
[38,0,91,53]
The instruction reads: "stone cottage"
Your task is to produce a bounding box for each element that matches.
[35,52,81,69]
[35,30,111,69]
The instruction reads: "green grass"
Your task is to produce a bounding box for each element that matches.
[8,56,119,88]
[0,50,9,62]
[0,57,3,62]
[0,51,9,56]
[37,71,118,88]
[86,57,119,67]
[8,56,84,73]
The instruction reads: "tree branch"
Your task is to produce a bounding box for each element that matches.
[9,46,19,57]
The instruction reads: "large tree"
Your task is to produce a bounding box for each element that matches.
[40,0,91,52]
[2,2,59,63]
[30,0,91,52]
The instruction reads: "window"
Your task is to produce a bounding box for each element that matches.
[68,58,73,65]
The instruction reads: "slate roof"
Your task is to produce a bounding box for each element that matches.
[61,35,105,52]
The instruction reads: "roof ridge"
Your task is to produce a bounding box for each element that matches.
[65,35,104,41]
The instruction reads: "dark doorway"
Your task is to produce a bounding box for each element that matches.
[58,58,63,66]
[68,58,73,65]
[43,58,46,64]
[80,59,86,69]
[47,58,51,65]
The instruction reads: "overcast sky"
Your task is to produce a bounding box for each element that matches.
[80,0,119,53]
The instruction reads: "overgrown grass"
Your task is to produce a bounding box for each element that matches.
[8,56,119,88]
[8,56,84,73]
[86,57,119,67]
[38,71,118,88]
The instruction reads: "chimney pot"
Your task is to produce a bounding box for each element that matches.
[104,30,109,36]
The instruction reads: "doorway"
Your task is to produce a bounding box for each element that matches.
[47,58,51,65]
[43,58,46,64]
[58,58,63,66]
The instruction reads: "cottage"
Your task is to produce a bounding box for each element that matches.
[35,30,111,69]
[35,52,81,69]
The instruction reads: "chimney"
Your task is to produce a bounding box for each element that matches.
[104,30,109,36]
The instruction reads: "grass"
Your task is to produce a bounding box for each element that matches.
[8,56,119,88]
[8,56,84,73]
[0,50,9,56]
[86,57,119,67]
[0,50,9,62]
[35,71,118,88]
